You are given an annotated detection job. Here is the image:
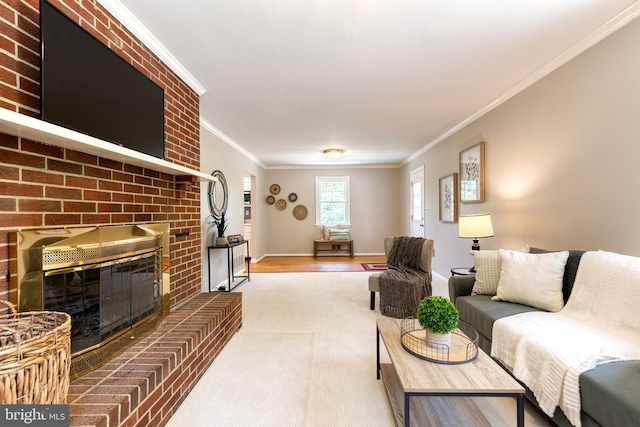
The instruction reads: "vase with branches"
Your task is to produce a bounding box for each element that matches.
[215,212,228,245]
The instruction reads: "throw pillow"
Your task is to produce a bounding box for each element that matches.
[492,249,569,312]
[529,247,585,302]
[328,228,351,241]
[470,246,530,296]
[470,250,502,295]
[319,226,330,240]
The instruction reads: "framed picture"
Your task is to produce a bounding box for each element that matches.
[439,173,458,223]
[459,141,485,203]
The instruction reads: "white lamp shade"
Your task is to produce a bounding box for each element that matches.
[459,214,494,238]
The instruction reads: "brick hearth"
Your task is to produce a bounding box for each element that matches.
[67,292,242,427]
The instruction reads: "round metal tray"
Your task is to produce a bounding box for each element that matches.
[400,318,479,364]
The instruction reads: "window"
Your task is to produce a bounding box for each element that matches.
[315,176,350,225]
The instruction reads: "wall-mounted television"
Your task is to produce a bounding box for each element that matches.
[40,0,165,159]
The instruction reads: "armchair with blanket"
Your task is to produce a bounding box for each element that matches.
[368,236,434,317]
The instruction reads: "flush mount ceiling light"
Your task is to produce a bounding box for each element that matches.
[323,148,344,158]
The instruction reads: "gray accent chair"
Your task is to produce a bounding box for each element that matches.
[368,237,434,310]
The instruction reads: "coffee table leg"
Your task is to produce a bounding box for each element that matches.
[517,394,524,427]
[376,326,381,380]
[404,393,410,427]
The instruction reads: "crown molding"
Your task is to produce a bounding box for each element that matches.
[404,1,640,165]
[97,0,206,96]
[200,118,266,168]
[265,164,400,170]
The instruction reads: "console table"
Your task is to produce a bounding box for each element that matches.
[207,240,250,292]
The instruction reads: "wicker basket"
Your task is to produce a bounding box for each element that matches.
[0,300,71,404]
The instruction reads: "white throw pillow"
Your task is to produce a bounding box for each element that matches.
[492,249,569,312]
[470,246,530,296]
[321,226,330,240]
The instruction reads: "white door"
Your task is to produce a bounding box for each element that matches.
[410,166,425,237]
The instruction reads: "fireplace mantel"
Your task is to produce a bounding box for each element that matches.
[0,108,214,182]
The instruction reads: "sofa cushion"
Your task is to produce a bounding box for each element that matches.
[455,295,540,343]
[580,360,640,427]
[529,248,585,302]
[492,250,569,312]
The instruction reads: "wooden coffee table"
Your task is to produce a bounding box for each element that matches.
[376,318,525,427]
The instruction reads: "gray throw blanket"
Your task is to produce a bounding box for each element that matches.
[379,236,432,318]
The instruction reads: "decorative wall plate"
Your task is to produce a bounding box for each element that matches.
[293,205,308,220]
[270,184,281,195]
[266,195,276,205]
[275,199,287,210]
[288,193,298,202]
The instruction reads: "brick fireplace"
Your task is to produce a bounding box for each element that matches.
[1,0,203,307]
[0,1,241,426]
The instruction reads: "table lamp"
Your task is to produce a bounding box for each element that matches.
[459,214,494,271]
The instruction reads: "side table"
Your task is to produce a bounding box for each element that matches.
[450,267,474,277]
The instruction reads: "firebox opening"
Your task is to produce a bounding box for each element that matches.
[12,224,170,379]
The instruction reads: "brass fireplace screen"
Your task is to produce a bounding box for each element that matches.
[12,224,170,378]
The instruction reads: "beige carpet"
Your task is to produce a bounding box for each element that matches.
[167,272,554,427]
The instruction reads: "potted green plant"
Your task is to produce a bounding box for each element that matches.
[417,296,459,346]
[215,212,228,246]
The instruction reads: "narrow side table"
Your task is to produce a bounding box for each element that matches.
[450,267,474,277]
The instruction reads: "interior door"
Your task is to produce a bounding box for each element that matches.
[410,166,425,237]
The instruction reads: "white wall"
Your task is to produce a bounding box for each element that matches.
[401,16,640,278]
[200,127,266,291]
[264,167,402,255]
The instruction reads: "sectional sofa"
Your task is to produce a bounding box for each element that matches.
[448,248,640,427]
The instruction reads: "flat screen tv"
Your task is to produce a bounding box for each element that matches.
[40,0,165,159]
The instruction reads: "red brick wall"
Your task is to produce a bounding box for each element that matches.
[0,0,202,308]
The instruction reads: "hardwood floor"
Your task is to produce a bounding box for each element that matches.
[250,255,386,273]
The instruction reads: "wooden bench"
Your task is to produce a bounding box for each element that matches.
[313,239,354,257]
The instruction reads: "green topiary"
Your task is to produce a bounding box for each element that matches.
[416,296,459,334]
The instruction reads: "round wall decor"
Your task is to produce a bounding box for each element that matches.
[293,205,308,220]
[288,193,298,202]
[207,170,228,221]
[270,184,281,195]
[266,195,276,205]
[275,199,287,210]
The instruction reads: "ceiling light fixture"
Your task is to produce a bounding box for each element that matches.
[323,148,344,158]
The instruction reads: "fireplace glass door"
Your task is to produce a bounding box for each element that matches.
[44,250,161,354]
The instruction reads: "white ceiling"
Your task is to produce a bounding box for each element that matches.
[104,0,640,168]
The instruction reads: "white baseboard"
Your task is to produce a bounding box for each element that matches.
[432,271,450,299]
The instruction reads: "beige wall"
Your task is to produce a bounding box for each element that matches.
[264,167,402,254]
[402,16,640,278]
[201,17,640,280]
[200,127,266,290]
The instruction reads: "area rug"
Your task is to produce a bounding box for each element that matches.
[166,272,551,427]
[361,263,387,271]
